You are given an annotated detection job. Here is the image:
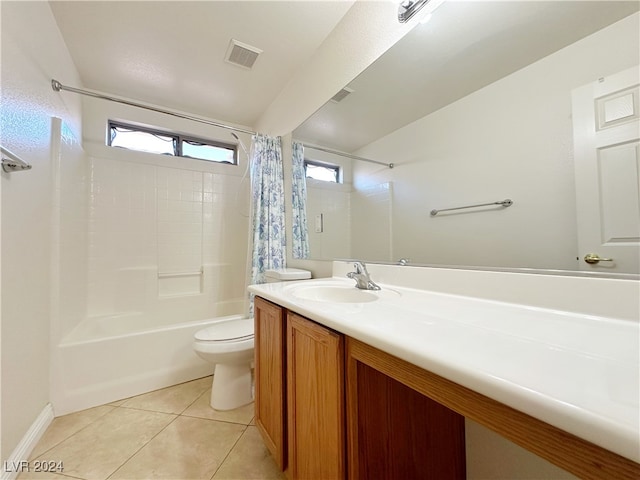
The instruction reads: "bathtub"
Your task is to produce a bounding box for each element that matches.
[51,313,249,416]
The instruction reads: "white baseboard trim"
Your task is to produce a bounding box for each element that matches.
[1,403,54,480]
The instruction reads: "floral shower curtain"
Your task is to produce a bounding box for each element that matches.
[291,141,310,259]
[250,134,286,286]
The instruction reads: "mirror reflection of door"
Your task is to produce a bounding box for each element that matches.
[572,67,640,274]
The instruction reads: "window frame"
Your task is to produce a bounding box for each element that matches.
[107,120,238,165]
[304,159,341,183]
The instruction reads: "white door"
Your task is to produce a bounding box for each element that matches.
[572,66,640,274]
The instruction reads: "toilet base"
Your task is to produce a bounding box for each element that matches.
[211,363,253,411]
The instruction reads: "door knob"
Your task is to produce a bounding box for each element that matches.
[584,253,614,264]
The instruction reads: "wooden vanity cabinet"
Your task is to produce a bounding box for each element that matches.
[254,296,287,470]
[255,296,639,480]
[254,296,465,479]
[254,297,345,479]
[287,312,345,479]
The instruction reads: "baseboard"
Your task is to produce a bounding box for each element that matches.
[1,403,54,480]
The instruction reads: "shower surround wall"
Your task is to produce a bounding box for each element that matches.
[48,96,252,414]
[84,157,248,323]
[52,155,250,415]
[306,180,351,260]
[300,148,354,260]
[302,180,393,262]
[51,119,89,345]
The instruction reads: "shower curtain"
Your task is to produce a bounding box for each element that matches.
[291,141,310,259]
[249,134,286,286]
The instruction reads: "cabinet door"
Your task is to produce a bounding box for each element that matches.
[287,312,345,480]
[254,296,286,470]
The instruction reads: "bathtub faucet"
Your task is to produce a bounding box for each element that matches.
[347,261,381,291]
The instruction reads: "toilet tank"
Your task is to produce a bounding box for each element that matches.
[265,268,311,283]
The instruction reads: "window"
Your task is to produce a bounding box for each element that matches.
[304,160,340,183]
[108,121,237,164]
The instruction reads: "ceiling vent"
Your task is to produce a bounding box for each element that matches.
[330,87,354,103]
[225,39,262,69]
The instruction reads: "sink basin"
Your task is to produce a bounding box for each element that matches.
[288,282,402,304]
[292,285,379,303]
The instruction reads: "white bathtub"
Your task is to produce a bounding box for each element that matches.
[51,313,249,416]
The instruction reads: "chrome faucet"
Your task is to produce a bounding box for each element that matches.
[347,261,381,290]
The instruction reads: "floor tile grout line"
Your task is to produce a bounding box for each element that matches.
[113,394,254,426]
[39,378,194,451]
[114,379,212,417]
[42,471,87,480]
[119,376,213,406]
[102,406,252,480]
[28,405,119,462]
[178,386,212,416]
[208,424,250,480]
[179,411,255,427]
[27,377,261,480]
[115,376,212,411]
[104,411,181,480]
[116,404,192,416]
[26,405,140,480]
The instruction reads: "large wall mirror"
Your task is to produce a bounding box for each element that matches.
[292,1,640,275]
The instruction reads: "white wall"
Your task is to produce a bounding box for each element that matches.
[353,13,640,270]
[0,1,83,461]
[1,1,253,457]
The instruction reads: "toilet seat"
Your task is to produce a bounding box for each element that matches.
[194,318,253,343]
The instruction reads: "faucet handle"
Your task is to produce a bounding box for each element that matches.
[353,261,367,274]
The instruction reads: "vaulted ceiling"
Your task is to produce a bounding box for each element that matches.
[50,1,354,129]
[50,1,639,152]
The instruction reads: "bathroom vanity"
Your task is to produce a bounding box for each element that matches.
[254,295,465,479]
[249,263,640,480]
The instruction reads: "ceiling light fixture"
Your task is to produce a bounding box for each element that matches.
[398,0,429,23]
[398,0,445,24]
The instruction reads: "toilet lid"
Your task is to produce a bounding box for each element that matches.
[265,268,311,280]
[195,318,254,342]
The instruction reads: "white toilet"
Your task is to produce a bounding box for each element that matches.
[193,268,311,411]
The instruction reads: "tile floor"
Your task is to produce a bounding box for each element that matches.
[19,377,285,480]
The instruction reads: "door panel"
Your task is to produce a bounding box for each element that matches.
[572,67,640,273]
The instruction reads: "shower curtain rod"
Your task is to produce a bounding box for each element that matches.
[51,79,255,135]
[299,143,394,169]
[51,79,393,168]
[1,145,32,172]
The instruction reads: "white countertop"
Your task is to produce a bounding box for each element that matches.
[248,276,640,463]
